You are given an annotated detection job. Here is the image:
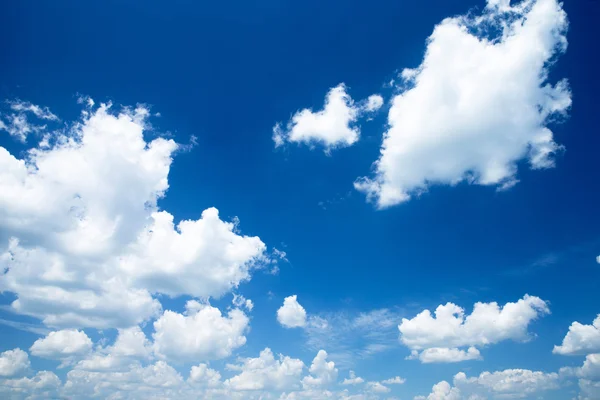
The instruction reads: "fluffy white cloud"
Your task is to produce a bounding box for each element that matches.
[382,376,405,385]
[0,348,30,377]
[0,370,61,399]
[189,363,222,387]
[29,329,93,365]
[277,295,308,328]
[0,101,271,329]
[152,300,249,362]
[63,360,184,399]
[561,353,600,399]
[225,348,305,391]
[366,381,390,393]
[554,315,600,355]
[363,95,384,113]
[399,295,549,362]
[273,84,382,151]
[454,369,561,398]
[302,350,338,388]
[415,380,461,400]
[342,370,364,385]
[232,293,254,311]
[355,0,571,208]
[409,347,481,363]
[416,369,561,400]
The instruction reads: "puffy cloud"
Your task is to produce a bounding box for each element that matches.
[152,301,249,362]
[225,348,305,391]
[453,369,561,398]
[416,369,561,399]
[0,370,61,399]
[277,295,308,328]
[189,364,222,387]
[232,293,254,311]
[554,315,600,355]
[0,348,30,377]
[302,350,338,388]
[409,347,481,363]
[29,329,93,365]
[363,95,384,113]
[121,208,266,299]
[382,376,405,385]
[596,255,600,264]
[0,100,271,329]
[399,295,549,362]
[561,354,600,400]
[355,0,571,208]
[342,370,364,385]
[366,381,390,393]
[415,380,461,400]
[273,84,382,151]
[63,360,184,399]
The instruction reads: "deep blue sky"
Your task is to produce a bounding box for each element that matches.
[1,0,599,398]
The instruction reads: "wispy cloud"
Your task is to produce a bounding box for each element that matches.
[303,308,405,368]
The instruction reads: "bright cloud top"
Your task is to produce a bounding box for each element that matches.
[399,295,550,363]
[416,369,561,399]
[0,100,272,330]
[273,84,382,151]
[355,0,571,208]
[277,295,308,328]
[553,314,600,355]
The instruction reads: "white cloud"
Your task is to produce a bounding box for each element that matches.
[9,100,59,121]
[417,369,561,400]
[409,347,481,363]
[399,295,549,362]
[596,255,600,264]
[189,363,222,388]
[366,381,390,393]
[342,371,364,385]
[273,84,382,151]
[0,100,271,330]
[302,350,338,388]
[152,300,249,362]
[363,95,384,113]
[415,380,461,400]
[64,360,184,399]
[554,315,600,355]
[232,293,254,311]
[277,295,308,328]
[561,354,600,400]
[29,329,93,365]
[0,100,58,142]
[355,0,571,208]
[304,308,401,367]
[0,370,61,399]
[0,348,30,377]
[382,376,405,385]
[225,348,305,391]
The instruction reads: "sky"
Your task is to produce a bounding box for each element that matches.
[0,0,599,399]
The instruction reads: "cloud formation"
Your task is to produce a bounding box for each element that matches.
[399,295,549,363]
[355,0,571,208]
[273,84,382,151]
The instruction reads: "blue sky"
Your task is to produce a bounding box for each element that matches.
[0,0,599,399]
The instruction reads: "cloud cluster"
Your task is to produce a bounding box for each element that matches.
[416,369,561,399]
[399,295,550,363]
[356,0,571,207]
[0,101,271,331]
